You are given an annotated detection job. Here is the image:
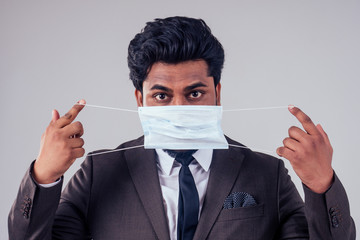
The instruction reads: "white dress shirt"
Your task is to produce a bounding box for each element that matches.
[155,149,213,240]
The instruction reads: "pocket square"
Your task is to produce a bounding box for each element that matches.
[223,192,257,209]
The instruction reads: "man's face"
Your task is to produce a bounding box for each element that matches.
[135,60,221,107]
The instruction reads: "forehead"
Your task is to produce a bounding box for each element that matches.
[144,60,211,87]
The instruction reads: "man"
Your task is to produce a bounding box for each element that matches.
[9,16,355,239]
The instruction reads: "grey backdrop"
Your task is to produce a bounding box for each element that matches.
[1,0,359,238]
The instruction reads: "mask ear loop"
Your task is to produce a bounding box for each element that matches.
[228,144,275,154]
[87,145,145,157]
[77,103,289,113]
[76,103,138,112]
[223,106,288,112]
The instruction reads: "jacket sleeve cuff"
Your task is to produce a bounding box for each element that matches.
[29,161,63,188]
[8,160,64,239]
[303,172,356,239]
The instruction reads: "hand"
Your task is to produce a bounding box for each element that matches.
[33,100,86,184]
[277,105,334,193]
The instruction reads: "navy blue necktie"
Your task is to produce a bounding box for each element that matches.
[174,151,199,240]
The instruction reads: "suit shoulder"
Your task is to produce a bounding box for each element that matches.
[226,135,282,168]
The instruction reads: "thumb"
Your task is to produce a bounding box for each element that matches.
[52,109,60,123]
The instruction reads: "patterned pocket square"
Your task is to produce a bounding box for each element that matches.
[223,192,257,209]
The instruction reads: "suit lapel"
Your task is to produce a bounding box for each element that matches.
[125,144,170,240]
[194,147,245,240]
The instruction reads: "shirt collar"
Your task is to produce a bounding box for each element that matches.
[155,149,213,176]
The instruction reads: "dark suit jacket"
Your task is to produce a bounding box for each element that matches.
[8,136,356,239]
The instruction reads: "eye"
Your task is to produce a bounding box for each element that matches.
[154,93,168,101]
[189,91,202,99]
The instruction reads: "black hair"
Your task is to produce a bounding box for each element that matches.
[127,16,225,91]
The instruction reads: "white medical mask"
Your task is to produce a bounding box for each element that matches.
[138,105,229,150]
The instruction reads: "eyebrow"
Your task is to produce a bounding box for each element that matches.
[149,82,208,93]
[150,84,173,93]
[184,82,208,92]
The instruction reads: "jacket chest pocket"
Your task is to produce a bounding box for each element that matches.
[207,204,264,240]
[217,203,264,221]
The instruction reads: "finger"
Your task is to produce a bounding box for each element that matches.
[276,146,296,161]
[72,148,85,159]
[288,105,319,135]
[288,126,308,142]
[55,99,86,128]
[51,109,60,123]
[282,137,300,151]
[63,121,84,137]
[69,138,85,148]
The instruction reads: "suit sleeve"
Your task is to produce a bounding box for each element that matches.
[8,161,63,240]
[304,173,356,240]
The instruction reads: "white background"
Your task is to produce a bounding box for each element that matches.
[1,0,359,238]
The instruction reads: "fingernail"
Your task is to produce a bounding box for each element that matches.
[78,99,86,105]
[288,105,295,110]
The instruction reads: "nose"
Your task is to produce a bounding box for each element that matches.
[172,96,188,106]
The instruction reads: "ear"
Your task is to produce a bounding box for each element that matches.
[215,83,221,106]
[135,89,143,107]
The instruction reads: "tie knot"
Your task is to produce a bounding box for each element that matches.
[174,151,196,166]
